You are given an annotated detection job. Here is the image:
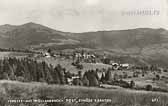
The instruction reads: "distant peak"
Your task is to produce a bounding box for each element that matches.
[28,22,35,24]
[157,28,166,31]
[4,24,11,26]
[20,22,46,29]
[22,22,38,26]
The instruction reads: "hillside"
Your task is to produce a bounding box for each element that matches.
[0,22,71,48]
[71,28,168,66]
[0,23,167,50]
[0,22,168,66]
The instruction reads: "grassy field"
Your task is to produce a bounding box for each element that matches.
[38,57,168,92]
[0,51,31,59]
[0,80,168,106]
[38,57,111,74]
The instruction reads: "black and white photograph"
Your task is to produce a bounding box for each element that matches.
[0,0,168,106]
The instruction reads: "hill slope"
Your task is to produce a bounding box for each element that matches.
[0,22,168,66]
[0,22,71,48]
[0,80,168,106]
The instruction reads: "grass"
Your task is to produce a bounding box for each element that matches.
[38,57,111,74]
[0,80,168,106]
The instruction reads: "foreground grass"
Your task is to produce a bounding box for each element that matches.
[0,80,168,106]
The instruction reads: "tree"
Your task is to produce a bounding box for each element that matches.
[130,80,135,89]
[84,70,99,87]
[82,76,89,86]
[72,78,83,86]
[88,70,99,86]
[133,72,138,78]
[52,68,60,84]
[55,64,66,84]
[113,73,119,81]
[47,48,51,54]
[8,64,16,80]
[156,75,160,80]
[2,72,9,80]
[78,71,82,79]
[100,73,106,83]
[105,70,113,81]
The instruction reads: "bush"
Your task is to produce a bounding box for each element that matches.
[155,75,160,80]
[105,70,113,81]
[130,80,135,89]
[128,76,132,78]
[123,72,128,78]
[145,85,153,91]
[133,72,138,77]
[17,76,25,82]
[163,69,168,72]
[72,78,83,86]
[119,80,130,88]
[153,87,168,92]
[76,64,83,70]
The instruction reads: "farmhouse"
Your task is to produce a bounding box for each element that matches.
[120,63,130,69]
[44,52,51,58]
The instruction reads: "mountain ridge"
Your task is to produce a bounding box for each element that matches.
[0,22,167,33]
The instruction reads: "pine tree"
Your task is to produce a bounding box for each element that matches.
[53,67,61,84]
[105,70,113,81]
[82,76,89,86]
[130,80,135,89]
[86,70,99,87]
[100,73,105,83]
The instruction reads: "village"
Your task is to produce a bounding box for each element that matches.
[31,48,168,92]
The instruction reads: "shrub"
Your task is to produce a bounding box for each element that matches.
[76,64,83,70]
[133,72,138,77]
[153,87,168,92]
[163,69,168,72]
[155,75,160,80]
[17,76,25,82]
[119,80,130,88]
[128,76,132,78]
[72,78,83,86]
[145,85,153,91]
[123,72,128,78]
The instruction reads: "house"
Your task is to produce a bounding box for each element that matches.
[112,63,120,70]
[44,52,51,58]
[67,76,80,85]
[120,63,130,69]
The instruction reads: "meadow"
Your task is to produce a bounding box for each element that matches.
[0,80,168,106]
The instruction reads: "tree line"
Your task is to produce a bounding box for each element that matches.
[0,57,133,88]
[0,58,101,86]
[0,57,64,84]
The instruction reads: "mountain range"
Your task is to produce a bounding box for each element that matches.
[0,22,168,67]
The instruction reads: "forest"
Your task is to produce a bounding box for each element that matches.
[0,57,102,87]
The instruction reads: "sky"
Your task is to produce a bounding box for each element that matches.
[0,0,167,32]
